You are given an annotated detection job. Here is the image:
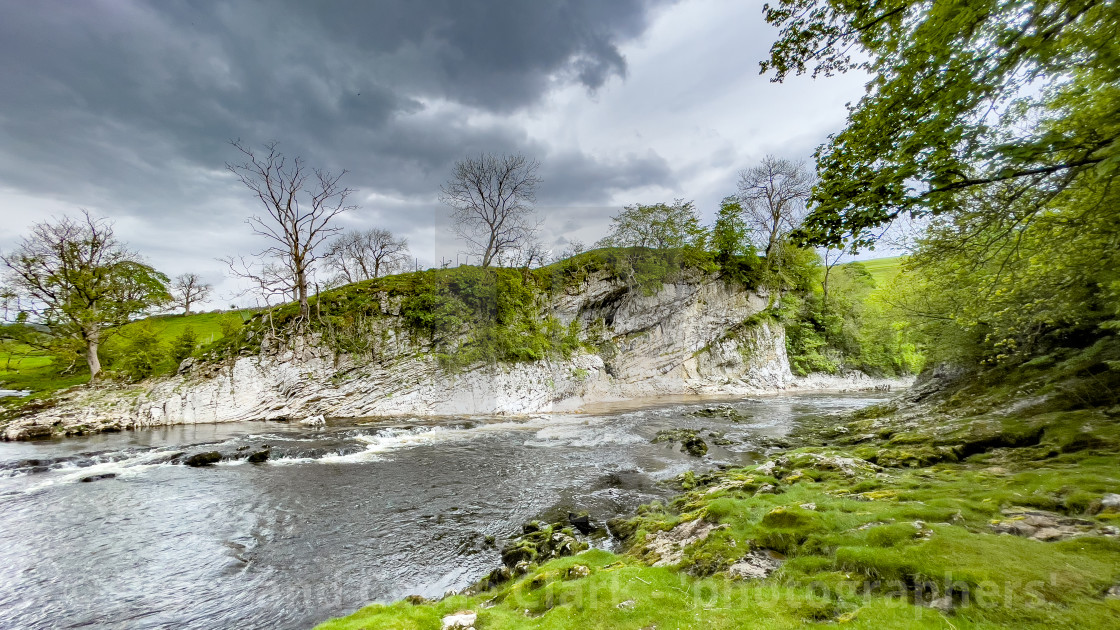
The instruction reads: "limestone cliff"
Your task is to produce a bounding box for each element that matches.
[4,271,799,439]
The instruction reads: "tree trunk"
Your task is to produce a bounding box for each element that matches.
[297,269,309,320]
[184,299,192,316]
[85,329,101,382]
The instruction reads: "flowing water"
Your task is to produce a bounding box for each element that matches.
[0,392,887,629]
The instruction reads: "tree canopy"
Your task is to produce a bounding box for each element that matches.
[1,211,169,380]
[598,199,705,250]
[762,0,1119,249]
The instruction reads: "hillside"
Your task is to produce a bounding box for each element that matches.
[0,250,807,439]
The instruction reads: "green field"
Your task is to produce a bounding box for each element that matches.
[849,255,904,287]
[0,309,257,398]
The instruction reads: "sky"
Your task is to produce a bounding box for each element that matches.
[0,0,871,310]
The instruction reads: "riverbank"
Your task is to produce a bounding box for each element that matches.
[0,368,908,442]
[0,391,893,629]
[316,348,1120,629]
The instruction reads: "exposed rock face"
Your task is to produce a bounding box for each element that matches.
[641,518,725,567]
[990,507,1116,541]
[728,549,784,580]
[5,273,805,438]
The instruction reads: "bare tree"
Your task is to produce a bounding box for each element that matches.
[440,153,541,268]
[171,273,213,315]
[1,211,169,381]
[737,155,814,264]
[324,228,410,284]
[226,140,356,320]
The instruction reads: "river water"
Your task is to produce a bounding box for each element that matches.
[0,392,886,629]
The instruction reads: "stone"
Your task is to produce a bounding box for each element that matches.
[184,451,222,467]
[1101,493,1120,513]
[79,473,117,483]
[566,564,591,579]
[928,595,954,614]
[754,483,781,496]
[681,436,708,457]
[441,610,477,630]
[991,508,1098,542]
[246,449,270,463]
[15,425,53,441]
[404,594,429,605]
[567,512,593,535]
[617,599,636,609]
[727,549,784,580]
[300,414,326,427]
[644,518,725,567]
[1106,584,1120,599]
[800,503,817,511]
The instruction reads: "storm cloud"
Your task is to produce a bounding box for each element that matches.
[0,0,868,307]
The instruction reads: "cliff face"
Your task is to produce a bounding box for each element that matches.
[4,272,795,439]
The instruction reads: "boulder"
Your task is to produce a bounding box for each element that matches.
[566,564,591,579]
[184,451,222,467]
[441,610,476,630]
[79,473,117,483]
[681,436,708,457]
[567,511,593,535]
[1101,493,1120,513]
[246,449,270,463]
[727,549,784,580]
[15,425,53,441]
[300,414,326,427]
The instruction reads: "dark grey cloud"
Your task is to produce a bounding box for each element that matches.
[0,0,872,307]
[538,150,675,204]
[0,0,671,215]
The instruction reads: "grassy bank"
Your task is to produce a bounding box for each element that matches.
[317,341,1120,629]
[0,309,254,401]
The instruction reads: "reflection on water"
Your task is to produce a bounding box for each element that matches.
[0,392,887,629]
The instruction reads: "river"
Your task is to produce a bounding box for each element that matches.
[0,392,887,629]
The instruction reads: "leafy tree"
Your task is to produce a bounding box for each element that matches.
[0,211,170,381]
[598,199,706,249]
[711,196,752,260]
[120,321,164,381]
[761,0,1120,250]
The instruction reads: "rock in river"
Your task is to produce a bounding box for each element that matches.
[184,451,222,467]
[681,436,708,457]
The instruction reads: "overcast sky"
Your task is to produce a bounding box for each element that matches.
[0,0,870,310]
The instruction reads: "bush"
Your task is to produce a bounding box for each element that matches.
[120,322,165,381]
[170,326,198,364]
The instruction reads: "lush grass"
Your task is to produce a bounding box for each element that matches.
[0,349,88,396]
[114,310,255,348]
[852,256,904,288]
[0,309,256,399]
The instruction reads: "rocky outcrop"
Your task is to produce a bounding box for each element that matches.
[4,272,808,439]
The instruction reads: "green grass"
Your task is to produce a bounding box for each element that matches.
[112,309,255,348]
[852,255,904,288]
[0,309,257,399]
